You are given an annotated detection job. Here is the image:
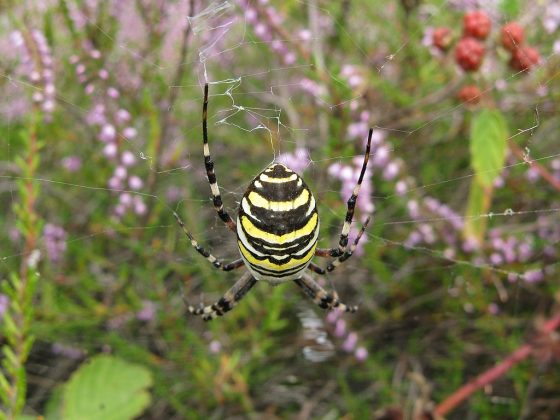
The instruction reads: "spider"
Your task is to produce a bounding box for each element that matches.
[174,83,372,321]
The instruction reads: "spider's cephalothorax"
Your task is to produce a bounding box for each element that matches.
[174,83,372,320]
[237,163,319,284]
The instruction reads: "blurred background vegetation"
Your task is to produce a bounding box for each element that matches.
[1,0,559,418]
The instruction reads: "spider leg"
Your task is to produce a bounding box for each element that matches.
[311,217,369,274]
[202,83,237,232]
[184,271,257,321]
[315,128,372,258]
[294,272,357,313]
[174,211,244,271]
[324,217,370,273]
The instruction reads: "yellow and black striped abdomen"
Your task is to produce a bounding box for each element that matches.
[236,163,319,283]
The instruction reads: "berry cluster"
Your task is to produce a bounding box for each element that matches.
[501,22,540,72]
[431,11,541,104]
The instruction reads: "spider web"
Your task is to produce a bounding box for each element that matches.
[0,0,559,416]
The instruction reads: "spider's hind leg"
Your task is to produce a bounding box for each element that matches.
[294,273,357,313]
[184,271,257,321]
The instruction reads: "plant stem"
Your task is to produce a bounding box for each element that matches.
[434,312,560,416]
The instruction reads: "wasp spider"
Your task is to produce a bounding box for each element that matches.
[174,83,372,321]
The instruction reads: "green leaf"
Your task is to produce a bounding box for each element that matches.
[500,0,520,18]
[61,355,153,420]
[470,108,508,187]
[464,179,492,244]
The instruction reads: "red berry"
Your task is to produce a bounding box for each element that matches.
[433,27,453,51]
[501,22,524,52]
[463,10,492,40]
[455,37,485,72]
[509,46,540,72]
[458,85,481,105]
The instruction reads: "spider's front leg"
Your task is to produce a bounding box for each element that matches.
[294,273,358,313]
[315,128,373,258]
[185,271,257,321]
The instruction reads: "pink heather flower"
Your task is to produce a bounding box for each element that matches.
[371,145,390,167]
[119,193,133,205]
[490,253,503,265]
[133,197,147,215]
[114,166,127,179]
[107,87,120,98]
[12,29,56,118]
[300,78,327,98]
[298,29,312,42]
[61,156,82,172]
[518,242,533,262]
[85,84,95,95]
[0,294,8,320]
[114,203,126,216]
[488,303,500,315]
[407,200,420,219]
[543,3,560,33]
[116,109,131,123]
[523,269,544,283]
[283,52,296,65]
[42,100,55,113]
[108,176,122,190]
[254,23,268,38]
[526,167,540,182]
[99,124,116,142]
[87,103,106,125]
[383,161,399,180]
[404,231,422,248]
[334,319,347,337]
[103,143,118,158]
[342,332,358,352]
[76,63,86,75]
[209,340,222,354]
[277,148,310,174]
[43,223,67,264]
[129,176,143,190]
[136,300,156,321]
[121,151,136,166]
[395,180,407,195]
[326,309,342,324]
[347,122,369,140]
[245,8,257,23]
[123,127,137,139]
[355,346,368,362]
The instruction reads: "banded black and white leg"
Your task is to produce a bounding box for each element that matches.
[186,271,257,321]
[308,216,370,275]
[202,82,237,232]
[173,211,244,271]
[294,272,358,313]
[315,128,373,259]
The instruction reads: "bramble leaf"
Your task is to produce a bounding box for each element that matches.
[470,108,508,187]
[61,355,153,420]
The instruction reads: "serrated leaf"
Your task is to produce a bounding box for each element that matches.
[62,355,153,420]
[470,108,508,187]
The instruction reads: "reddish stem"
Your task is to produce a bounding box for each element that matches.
[435,312,560,417]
